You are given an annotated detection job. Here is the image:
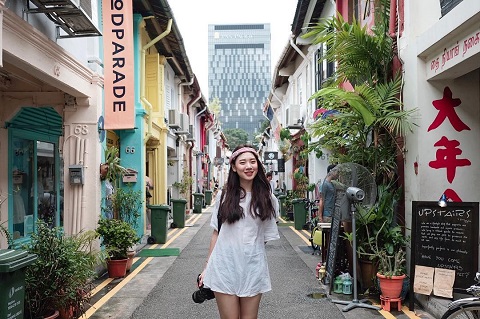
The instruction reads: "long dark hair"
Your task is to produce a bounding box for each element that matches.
[219,144,276,225]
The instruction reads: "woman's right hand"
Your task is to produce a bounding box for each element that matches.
[198,271,205,288]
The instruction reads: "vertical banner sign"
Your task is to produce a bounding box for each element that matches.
[103,0,134,129]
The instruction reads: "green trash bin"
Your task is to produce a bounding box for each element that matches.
[148,204,170,244]
[278,195,287,218]
[0,249,37,319]
[193,193,204,214]
[292,198,307,230]
[204,190,213,206]
[171,199,187,228]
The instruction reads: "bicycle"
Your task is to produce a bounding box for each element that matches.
[441,272,480,319]
[299,198,322,253]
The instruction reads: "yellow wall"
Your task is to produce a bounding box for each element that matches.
[145,53,168,204]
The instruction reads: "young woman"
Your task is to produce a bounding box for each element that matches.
[199,145,280,319]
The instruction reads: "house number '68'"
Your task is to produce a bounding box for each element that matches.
[74,125,88,135]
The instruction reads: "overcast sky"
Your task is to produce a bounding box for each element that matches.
[168,0,299,101]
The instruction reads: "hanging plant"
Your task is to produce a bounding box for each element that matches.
[278,139,291,156]
[280,128,291,141]
[100,146,126,186]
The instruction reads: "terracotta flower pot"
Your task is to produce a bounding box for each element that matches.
[377,273,406,299]
[59,306,74,319]
[107,259,128,278]
[126,250,135,271]
[359,259,378,291]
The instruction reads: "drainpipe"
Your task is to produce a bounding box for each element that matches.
[289,35,307,60]
[389,0,397,38]
[142,18,173,144]
[178,75,195,111]
[205,113,215,131]
[194,106,207,156]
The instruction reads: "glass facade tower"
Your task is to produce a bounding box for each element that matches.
[208,24,271,139]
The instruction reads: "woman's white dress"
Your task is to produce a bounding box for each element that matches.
[203,191,280,297]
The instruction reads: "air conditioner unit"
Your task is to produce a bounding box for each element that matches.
[186,125,195,141]
[168,109,181,129]
[28,0,101,38]
[287,105,302,127]
[177,113,190,134]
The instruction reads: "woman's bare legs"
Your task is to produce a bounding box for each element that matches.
[239,294,262,319]
[214,292,262,319]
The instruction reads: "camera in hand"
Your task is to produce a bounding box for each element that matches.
[192,274,215,303]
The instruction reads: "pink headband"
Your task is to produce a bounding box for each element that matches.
[229,147,258,164]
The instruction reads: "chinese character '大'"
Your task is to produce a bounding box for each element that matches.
[428,87,470,132]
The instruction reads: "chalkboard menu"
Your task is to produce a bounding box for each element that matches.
[325,205,342,294]
[410,201,479,297]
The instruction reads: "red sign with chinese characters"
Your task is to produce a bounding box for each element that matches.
[427,87,471,200]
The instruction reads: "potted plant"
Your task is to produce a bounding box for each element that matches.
[111,187,142,229]
[172,168,193,199]
[24,220,100,319]
[374,228,408,300]
[340,183,407,293]
[171,169,193,227]
[351,185,409,298]
[110,187,142,270]
[95,217,139,278]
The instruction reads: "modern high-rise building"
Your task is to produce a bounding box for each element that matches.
[208,23,271,139]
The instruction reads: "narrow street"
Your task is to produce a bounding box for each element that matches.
[82,206,434,319]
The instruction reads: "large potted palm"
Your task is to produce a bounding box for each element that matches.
[304,1,417,186]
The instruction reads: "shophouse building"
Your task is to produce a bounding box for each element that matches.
[400,0,480,316]
[0,0,216,249]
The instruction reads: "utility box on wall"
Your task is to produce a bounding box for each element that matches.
[123,169,138,183]
[69,165,84,185]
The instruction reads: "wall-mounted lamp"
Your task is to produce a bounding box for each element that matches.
[438,193,449,207]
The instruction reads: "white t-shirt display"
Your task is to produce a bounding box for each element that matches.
[203,191,280,297]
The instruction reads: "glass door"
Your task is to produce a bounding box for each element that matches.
[11,136,61,241]
[37,141,56,227]
[11,137,34,238]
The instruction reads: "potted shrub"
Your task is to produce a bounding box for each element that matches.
[342,185,408,293]
[112,187,142,229]
[172,168,193,199]
[354,186,409,299]
[95,217,139,278]
[24,220,100,319]
[171,169,193,226]
[375,239,407,299]
[111,187,142,270]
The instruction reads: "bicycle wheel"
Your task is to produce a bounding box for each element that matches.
[442,304,480,319]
